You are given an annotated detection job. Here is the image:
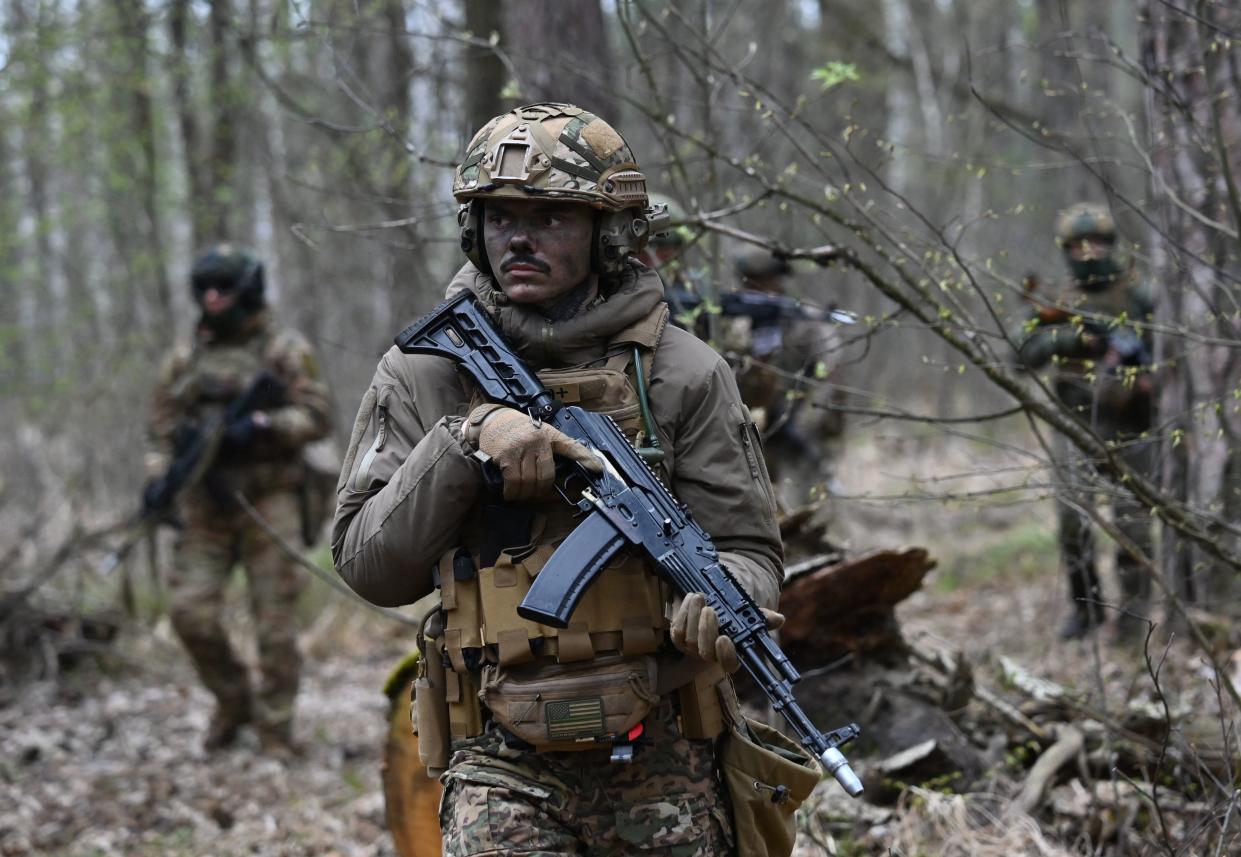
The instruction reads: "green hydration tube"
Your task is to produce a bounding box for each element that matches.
[632,346,665,465]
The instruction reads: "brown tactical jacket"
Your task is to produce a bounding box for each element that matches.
[332,262,784,611]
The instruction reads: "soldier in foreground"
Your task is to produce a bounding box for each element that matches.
[146,245,331,754]
[1016,204,1156,639]
[333,103,790,855]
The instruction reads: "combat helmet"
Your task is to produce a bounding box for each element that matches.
[191,243,265,311]
[1054,203,1117,249]
[1055,203,1124,286]
[736,248,793,286]
[453,102,665,277]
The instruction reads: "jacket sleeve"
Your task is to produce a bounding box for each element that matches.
[331,348,482,607]
[264,329,333,450]
[654,334,785,610]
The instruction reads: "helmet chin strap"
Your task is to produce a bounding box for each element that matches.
[462,200,493,277]
[589,210,602,277]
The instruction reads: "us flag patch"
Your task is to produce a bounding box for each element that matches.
[545,698,605,741]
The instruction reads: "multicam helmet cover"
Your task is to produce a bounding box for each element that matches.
[454,102,662,277]
[1054,203,1117,247]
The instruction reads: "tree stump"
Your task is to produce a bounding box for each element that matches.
[778,547,935,667]
[761,547,989,799]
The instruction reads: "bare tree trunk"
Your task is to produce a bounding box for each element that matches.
[1141,2,1241,609]
[502,0,615,118]
[11,0,59,381]
[168,0,238,246]
[169,0,207,250]
[110,0,173,344]
[463,0,507,130]
[0,97,25,389]
[376,0,430,322]
[207,0,239,240]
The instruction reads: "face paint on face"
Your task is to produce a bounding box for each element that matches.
[482,199,596,308]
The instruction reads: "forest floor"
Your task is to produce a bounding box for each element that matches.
[2,423,1237,856]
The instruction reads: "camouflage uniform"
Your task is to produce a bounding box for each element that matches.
[639,192,700,307]
[1017,205,1156,637]
[150,287,331,747]
[726,251,847,513]
[440,704,733,855]
[334,104,783,855]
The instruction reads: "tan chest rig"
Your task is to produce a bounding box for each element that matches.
[1046,277,1154,416]
[170,333,270,423]
[167,325,304,494]
[415,305,727,770]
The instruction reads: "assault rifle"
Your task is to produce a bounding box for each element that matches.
[101,371,286,574]
[395,291,864,797]
[666,286,857,327]
[1021,273,1152,370]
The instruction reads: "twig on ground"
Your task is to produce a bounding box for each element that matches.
[1010,724,1085,817]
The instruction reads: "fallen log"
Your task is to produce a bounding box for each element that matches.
[778,547,937,667]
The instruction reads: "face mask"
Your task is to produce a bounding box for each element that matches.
[1068,254,1122,288]
[200,302,252,337]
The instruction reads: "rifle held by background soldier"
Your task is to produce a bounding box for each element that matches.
[666,285,857,328]
[102,371,287,574]
[1021,272,1153,376]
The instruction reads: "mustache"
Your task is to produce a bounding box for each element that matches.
[501,254,550,273]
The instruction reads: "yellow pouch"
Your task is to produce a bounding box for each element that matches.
[720,718,821,857]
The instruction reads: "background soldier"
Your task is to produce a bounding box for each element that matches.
[639,193,717,342]
[147,245,332,753]
[1017,204,1156,639]
[334,103,784,855]
[638,192,696,291]
[725,248,849,514]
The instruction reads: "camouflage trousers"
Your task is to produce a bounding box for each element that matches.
[1054,428,1155,620]
[169,488,306,734]
[439,703,736,856]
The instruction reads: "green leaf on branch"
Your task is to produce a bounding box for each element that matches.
[811,62,861,91]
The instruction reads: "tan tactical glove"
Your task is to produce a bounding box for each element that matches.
[465,404,602,501]
[669,592,785,673]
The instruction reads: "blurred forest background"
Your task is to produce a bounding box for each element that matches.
[3,1,1241,855]
[0,0,1159,515]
